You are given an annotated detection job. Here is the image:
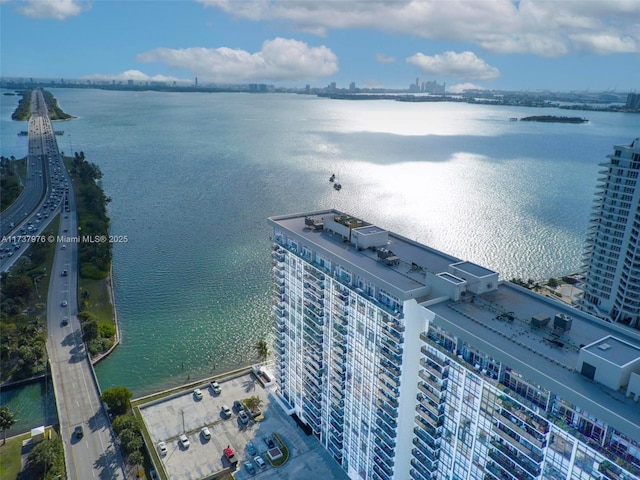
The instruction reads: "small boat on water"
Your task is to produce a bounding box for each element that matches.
[333,183,342,191]
[329,173,335,182]
[509,117,518,121]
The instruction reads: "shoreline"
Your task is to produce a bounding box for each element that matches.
[91,263,120,366]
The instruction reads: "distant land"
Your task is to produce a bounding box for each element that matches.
[519,116,588,123]
[1,78,639,114]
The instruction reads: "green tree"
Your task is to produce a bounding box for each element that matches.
[119,428,143,454]
[254,339,270,363]
[547,277,559,288]
[128,450,144,468]
[101,386,132,416]
[0,406,17,444]
[27,437,65,479]
[112,413,139,435]
[82,319,99,342]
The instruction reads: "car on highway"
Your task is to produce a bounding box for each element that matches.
[74,425,84,439]
[157,441,167,456]
[61,270,68,276]
[193,388,203,400]
[201,426,211,440]
[244,461,256,474]
[255,455,266,469]
[179,434,190,449]
[61,300,68,307]
[61,317,69,326]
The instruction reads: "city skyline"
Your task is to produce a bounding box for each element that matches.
[1,0,639,92]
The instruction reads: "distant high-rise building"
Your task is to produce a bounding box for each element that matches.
[349,82,356,93]
[269,210,640,480]
[580,138,640,327]
[195,76,198,87]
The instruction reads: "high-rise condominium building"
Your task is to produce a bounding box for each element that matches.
[581,138,640,327]
[268,210,640,480]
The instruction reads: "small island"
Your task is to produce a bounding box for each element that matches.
[519,115,588,123]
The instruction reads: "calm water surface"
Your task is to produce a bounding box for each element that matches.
[1,89,638,432]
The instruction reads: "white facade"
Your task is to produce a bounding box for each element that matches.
[269,210,640,480]
[581,138,640,327]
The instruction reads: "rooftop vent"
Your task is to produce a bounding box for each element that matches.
[554,313,573,332]
[598,343,612,351]
[531,314,550,328]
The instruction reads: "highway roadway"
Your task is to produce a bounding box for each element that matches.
[1,89,126,479]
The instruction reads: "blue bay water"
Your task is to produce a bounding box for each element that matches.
[1,89,639,431]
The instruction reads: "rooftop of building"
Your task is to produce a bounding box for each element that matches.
[427,282,640,442]
[268,209,462,301]
[584,336,640,367]
[269,209,640,442]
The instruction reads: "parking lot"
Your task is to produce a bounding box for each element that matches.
[139,372,349,480]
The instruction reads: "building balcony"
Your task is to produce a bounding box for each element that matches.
[487,454,532,480]
[381,338,403,356]
[372,462,393,480]
[373,448,395,474]
[379,371,400,389]
[331,351,346,368]
[333,322,348,337]
[414,419,440,441]
[377,399,399,419]
[497,411,546,448]
[417,394,444,418]
[381,324,403,344]
[415,405,442,428]
[490,441,541,477]
[334,293,349,306]
[418,382,441,404]
[418,370,446,391]
[376,410,398,430]
[413,426,440,452]
[420,346,448,367]
[378,378,399,398]
[411,456,436,476]
[486,462,512,480]
[379,345,402,365]
[380,359,401,379]
[378,389,399,409]
[419,358,448,379]
[374,427,397,450]
[491,426,542,463]
[304,267,325,281]
[410,467,431,480]
[374,449,395,474]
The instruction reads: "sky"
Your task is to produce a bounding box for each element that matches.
[1,0,639,92]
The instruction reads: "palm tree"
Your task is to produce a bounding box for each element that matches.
[244,395,263,413]
[254,339,270,363]
[0,406,17,445]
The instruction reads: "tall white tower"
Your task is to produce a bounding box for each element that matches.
[581,138,640,327]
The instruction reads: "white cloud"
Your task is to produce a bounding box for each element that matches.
[375,53,396,64]
[136,38,338,83]
[197,0,640,56]
[448,83,485,93]
[407,51,500,81]
[80,70,184,83]
[18,0,88,20]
